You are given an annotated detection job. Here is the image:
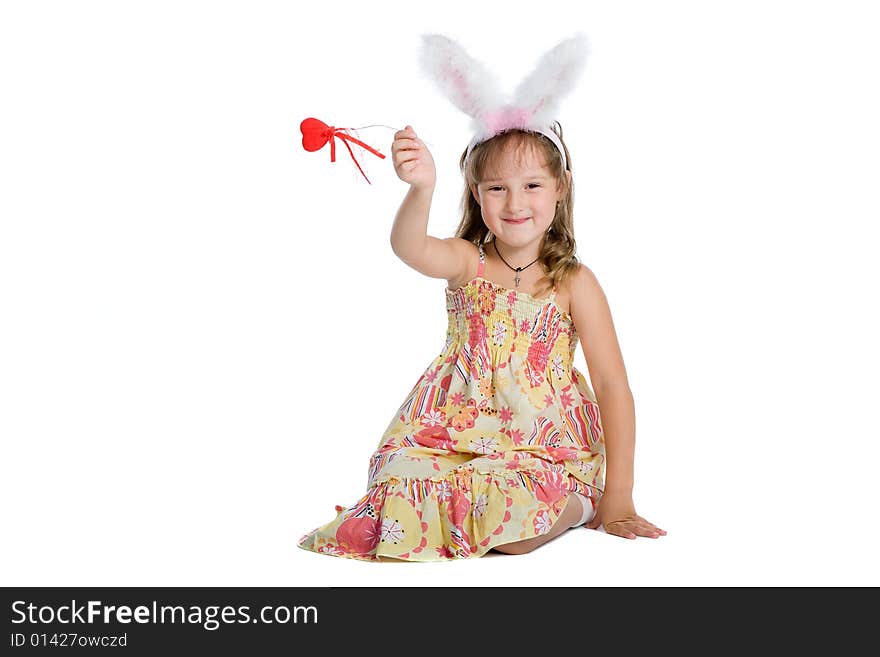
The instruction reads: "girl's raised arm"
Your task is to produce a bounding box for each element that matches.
[389,125,468,283]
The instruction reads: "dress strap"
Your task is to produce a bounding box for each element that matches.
[477,243,485,277]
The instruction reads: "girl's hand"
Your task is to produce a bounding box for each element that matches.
[392,125,436,190]
[586,490,666,540]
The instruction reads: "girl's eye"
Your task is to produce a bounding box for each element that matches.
[488,184,541,191]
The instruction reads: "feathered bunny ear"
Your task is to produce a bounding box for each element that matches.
[418,32,589,160]
[513,33,590,129]
[417,34,506,137]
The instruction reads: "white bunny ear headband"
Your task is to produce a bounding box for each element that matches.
[418,33,590,171]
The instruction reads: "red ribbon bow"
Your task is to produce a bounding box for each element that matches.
[300,117,386,184]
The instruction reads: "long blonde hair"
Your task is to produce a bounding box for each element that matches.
[454,121,580,298]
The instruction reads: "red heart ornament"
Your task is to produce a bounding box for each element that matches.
[299,116,386,185]
[300,117,333,153]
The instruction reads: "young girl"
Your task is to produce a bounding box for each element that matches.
[298,117,665,561]
[299,33,664,561]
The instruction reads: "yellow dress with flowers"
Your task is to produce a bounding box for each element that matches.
[298,242,606,561]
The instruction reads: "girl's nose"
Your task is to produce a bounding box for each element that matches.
[505,195,526,213]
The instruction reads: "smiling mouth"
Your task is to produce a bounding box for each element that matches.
[503,217,531,223]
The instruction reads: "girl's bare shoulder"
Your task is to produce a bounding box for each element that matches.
[443,238,480,290]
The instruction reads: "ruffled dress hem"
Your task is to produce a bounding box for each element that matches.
[298,460,603,563]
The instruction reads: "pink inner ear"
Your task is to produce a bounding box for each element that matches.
[483,106,534,135]
[446,64,480,118]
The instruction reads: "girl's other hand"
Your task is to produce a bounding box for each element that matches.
[392,125,436,190]
[586,490,667,540]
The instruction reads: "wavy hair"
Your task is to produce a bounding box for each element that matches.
[454,121,580,298]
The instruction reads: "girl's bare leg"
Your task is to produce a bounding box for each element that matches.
[491,493,584,555]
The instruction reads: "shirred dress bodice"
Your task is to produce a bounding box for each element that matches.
[445,275,579,378]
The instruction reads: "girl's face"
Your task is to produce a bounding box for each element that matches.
[470,145,568,250]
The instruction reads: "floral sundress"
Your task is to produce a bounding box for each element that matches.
[298,241,606,561]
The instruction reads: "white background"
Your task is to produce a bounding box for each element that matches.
[2,0,878,586]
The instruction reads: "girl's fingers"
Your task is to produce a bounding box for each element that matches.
[393,138,420,151]
[603,521,635,539]
[607,527,637,540]
[625,514,663,532]
[393,143,420,163]
[605,519,663,539]
[630,520,659,536]
[635,525,664,537]
[394,152,419,167]
[636,518,666,535]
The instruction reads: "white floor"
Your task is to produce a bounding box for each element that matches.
[4,476,876,587]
